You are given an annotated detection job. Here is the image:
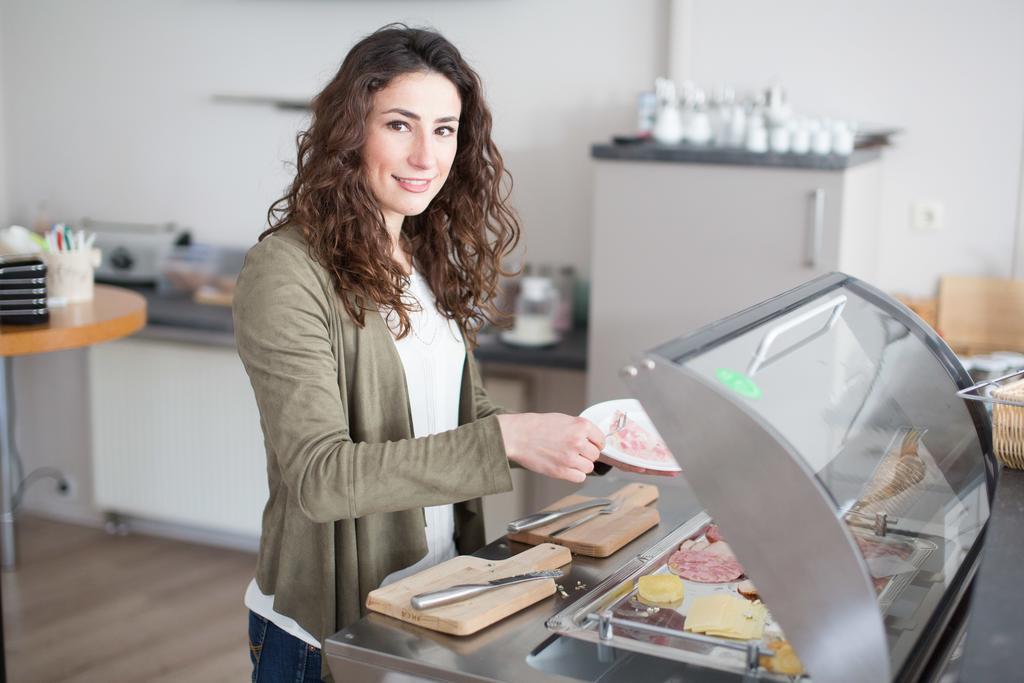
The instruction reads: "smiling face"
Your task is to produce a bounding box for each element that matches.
[362,71,462,234]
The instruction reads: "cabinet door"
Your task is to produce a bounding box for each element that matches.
[588,161,844,403]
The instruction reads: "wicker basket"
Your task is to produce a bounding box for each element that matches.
[992,378,1024,470]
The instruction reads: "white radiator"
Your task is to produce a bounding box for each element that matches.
[90,337,268,537]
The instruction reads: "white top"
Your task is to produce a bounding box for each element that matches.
[245,267,466,649]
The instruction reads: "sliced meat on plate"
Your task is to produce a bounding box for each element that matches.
[667,548,744,583]
[703,541,737,562]
[607,411,676,463]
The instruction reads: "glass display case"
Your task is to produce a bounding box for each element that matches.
[547,273,996,683]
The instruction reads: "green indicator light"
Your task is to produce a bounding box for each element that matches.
[716,368,762,399]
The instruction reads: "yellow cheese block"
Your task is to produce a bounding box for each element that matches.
[684,594,767,640]
[637,574,685,606]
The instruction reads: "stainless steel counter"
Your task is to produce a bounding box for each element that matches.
[324,472,710,682]
[324,469,996,683]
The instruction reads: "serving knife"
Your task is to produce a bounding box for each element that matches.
[549,499,623,537]
[410,569,564,610]
[506,498,613,534]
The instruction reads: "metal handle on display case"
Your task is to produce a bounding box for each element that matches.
[747,295,847,376]
[805,188,826,268]
[957,369,1024,408]
[590,612,772,670]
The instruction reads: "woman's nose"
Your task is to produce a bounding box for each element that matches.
[407,132,436,170]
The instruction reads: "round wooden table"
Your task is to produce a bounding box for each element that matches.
[0,285,147,567]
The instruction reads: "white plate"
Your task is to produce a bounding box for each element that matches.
[580,398,682,472]
[499,329,559,348]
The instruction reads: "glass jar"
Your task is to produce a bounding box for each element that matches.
[513,275,558,345]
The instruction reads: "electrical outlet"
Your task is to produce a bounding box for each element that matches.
[912,201,944,232]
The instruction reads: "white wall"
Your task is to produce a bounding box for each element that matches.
[1,0,668,275]
[0,0,667,528]
[679,0,1024,297]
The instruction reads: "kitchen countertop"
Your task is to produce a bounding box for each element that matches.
[591,141,882,170]
[115,284,588,370]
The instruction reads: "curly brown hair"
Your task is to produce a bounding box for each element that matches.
[262,24,520,346]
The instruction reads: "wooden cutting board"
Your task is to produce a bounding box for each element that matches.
[365,543,571,636]
[506,482,659,557]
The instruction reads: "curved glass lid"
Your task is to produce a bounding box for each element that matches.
[676,283,990,592]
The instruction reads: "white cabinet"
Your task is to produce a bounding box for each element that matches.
[587,158,882,402]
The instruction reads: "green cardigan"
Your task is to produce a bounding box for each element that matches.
[232,226,513,679]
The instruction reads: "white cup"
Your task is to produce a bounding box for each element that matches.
[812,127,833,155]
[653,104,684,144]
[745,116,768,153]
[791,123,811,154]
[44,248,101,306]
[832,121,854,155]
[769,125,791,154]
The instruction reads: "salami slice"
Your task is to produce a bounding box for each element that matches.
[607,411,675,463]
[704,541,737,562]
[667,548,744,583]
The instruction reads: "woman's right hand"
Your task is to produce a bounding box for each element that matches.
[496,413,604,483]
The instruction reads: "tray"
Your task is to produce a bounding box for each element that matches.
[547,513,936,679]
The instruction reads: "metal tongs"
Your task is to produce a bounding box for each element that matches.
[507,499,614,534]
[957,368,1024,408]
[410,569,564,610]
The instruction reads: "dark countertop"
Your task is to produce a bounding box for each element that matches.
[475,327,587,371]
[958,467,1024,681]
[112,283,588,370]
[592,141,882,170]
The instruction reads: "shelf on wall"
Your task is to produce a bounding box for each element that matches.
[211,94,311,111]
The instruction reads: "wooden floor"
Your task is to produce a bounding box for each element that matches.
[2,516,256,682]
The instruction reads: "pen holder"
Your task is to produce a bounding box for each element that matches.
[44,248,101,306]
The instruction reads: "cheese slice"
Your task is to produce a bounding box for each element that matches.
[637,574,685,605]
[685,594,767,640]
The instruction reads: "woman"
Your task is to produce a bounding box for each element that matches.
[235,25,637,682]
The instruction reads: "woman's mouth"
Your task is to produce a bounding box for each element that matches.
[393,175,433,193]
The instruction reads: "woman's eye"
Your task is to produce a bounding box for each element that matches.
[387,120,411,132]
[436,126,456,137]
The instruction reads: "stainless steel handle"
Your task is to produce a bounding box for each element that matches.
[411,583,498,610]
[550,510,602,537]
[506,498,612,533]
[805,188,825,268]
[411,574,559,610]
[747,295,847,376]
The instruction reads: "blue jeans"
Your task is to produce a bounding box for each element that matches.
[248,610,323,683]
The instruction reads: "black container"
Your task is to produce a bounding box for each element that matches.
[0,256,48,325]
